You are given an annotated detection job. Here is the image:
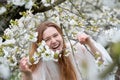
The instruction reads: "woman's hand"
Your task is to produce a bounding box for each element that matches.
[19,57,32,74]
[77,33,91,44]
[77,33,104,64]
[19,57,33,80]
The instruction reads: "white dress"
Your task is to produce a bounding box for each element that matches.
[31,40,115,80]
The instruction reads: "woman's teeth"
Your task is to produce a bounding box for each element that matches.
[52,44,60,49]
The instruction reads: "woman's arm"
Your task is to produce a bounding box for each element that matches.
[19,57,33,80]
[22,71,32,80]
[77,33,114,80]
[77,33,104,63]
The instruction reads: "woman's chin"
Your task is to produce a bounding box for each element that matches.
[53,49,62,53]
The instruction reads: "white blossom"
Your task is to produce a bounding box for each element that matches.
[11,0,26,6]
[41,0,55,7]
[25,0,34,9]
[0,6,6,15]
[3,39,16,45]
[0,37,3,46]
[29,40,70,64]
[9,55,18,66]
[32,52,41,64]
[69,19,77,25]
[7,0,35,9]
[0,57,10,79]
[41,49,54,61]
[2,47,9,58]
[4,28,14,39]
[97,28,120,46]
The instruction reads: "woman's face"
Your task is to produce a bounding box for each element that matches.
[43,27,63,52]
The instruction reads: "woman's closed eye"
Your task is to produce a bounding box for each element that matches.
[44,33,58,42]
[44,37,50,42]
[53,33,58,38]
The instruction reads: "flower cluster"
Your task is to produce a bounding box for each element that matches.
[30,41,58,64]
[0,7,6,15]
[0,10,70,68]
[29,40,62,65]
[0,10,70,79]
[41,0,55,7]
[94,51,104,66]
[7,0,34,9]
[0,11,40,69]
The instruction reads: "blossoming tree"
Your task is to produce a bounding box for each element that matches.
[0,0,120,79]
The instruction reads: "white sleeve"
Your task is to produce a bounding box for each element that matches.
[91,40,113,65]
[71,40,115,80]
[92,40,116,80]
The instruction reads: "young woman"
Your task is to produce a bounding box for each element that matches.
[19,21,115,80]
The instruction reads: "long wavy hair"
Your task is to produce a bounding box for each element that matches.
[29,21,77,80]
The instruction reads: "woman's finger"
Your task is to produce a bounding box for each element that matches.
[77,33,90,44]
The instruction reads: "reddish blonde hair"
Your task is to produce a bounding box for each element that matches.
[29,21,77,80]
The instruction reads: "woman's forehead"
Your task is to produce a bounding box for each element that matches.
[43,27,59,37]
[44,27,58,33]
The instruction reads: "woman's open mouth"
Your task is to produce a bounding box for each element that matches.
[51,43,61,51]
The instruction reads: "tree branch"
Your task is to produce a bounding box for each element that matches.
[0,0,67,35]
[0,0,7,4]
[33,0,67,13]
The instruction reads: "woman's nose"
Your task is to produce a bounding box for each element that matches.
[51,38,56,43]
